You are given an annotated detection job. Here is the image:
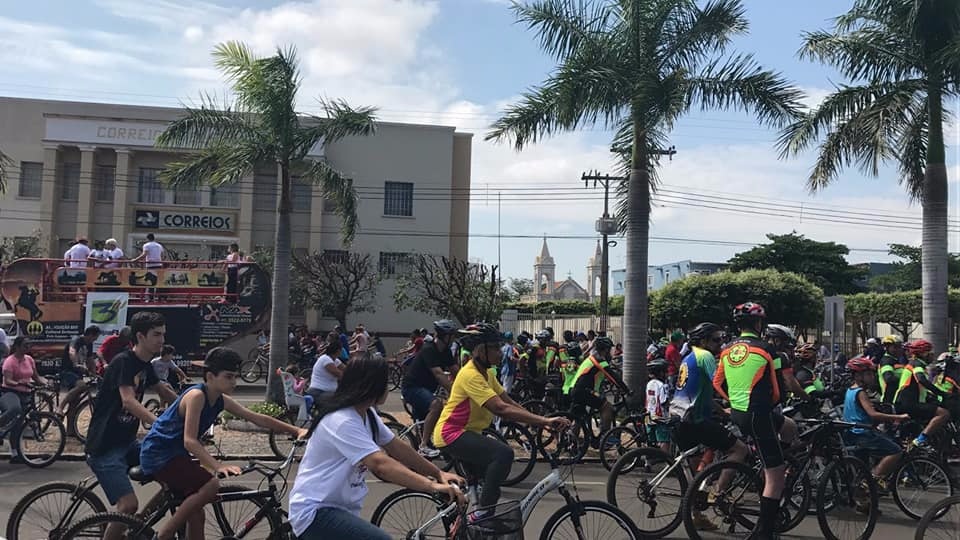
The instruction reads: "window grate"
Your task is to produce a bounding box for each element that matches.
[18,162,42,198]
[383,181,413,217]
[61,163,80,201]
[137,168,164,204]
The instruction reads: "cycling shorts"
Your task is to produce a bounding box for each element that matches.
[731,409,784,468]
[673,419,737,453]
[570,387,604,411]
[896,401,941,421]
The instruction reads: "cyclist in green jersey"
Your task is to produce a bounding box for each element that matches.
[570,337,628,437]
[560,342,582,398]
[792,344,824,395]
[894,339,950,448]
[934,353,960,417]
[763,324,803,444]
[713,302,783,540]
[878,335,906,404]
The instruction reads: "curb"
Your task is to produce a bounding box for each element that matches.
[57,453,284,462]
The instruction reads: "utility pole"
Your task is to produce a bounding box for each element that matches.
[582,171,626,335]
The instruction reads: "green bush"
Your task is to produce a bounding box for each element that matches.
[222,401,287,421]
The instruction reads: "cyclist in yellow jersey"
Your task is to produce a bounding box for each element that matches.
[434,323,569,522]
[894,339,950,448]
[713,302,782,540]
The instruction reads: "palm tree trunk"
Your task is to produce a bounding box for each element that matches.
[622,122,650,395]
[922,83,950,351]
[265,162,293,403]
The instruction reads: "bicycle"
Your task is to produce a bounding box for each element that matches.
[914,493,960,540]
[240,344,270,383]
[371,428,642,539]
[0,386,66,468]
[62,375,101,444]
[58,439,306,539]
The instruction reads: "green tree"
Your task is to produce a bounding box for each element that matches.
[844,290,922,340]
[650,269,824,331]
[0,231,44,266]
[869,244,960,292]
[506,278,535,301]
[292,251,378,330]
[778,0,960,351]
[727,232,867,295]
[394,255,506,326]
[156,42,377,402]
[487,0,803,393]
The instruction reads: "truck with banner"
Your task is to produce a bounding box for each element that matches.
[0,258,271,374]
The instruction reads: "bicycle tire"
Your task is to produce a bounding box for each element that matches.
[490,422,537,486]
[268,418,309,459]
[777,454,812,533]
[606,446,687,538]
[815,456,877,540]
[6,481,106,540]
[209,484,282,538]
[59,511,153,540]
[141,399,162,430]
[17,411,66,468]
[536,412,587,465]
[540,500,641,540]
[389,365,403,391]
[369,488,451,539]
[915,493,960,540]
[522,399,553,416]
[599,425,644,471]
[892,454,954,520]
[681,460,761,540]
[240,359,263,383]
[68,398,95,444]
[378,410,401,425]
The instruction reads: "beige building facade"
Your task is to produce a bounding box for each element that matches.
[0,97,471,341]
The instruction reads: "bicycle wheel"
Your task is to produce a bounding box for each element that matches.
[141,399,162,430]
[60,511,153,539]
[17,411,66,468]
[6,481,106,540]
[599,425,645,471]
[915,494,960,540]
[490,422,537,486]
[240,359,263,383]
[522,399,553,416]
[389,365,403,391]
[268,418,309,459]
[378,410,401,425]
[816,456,877,540]
[606,447,686,537]
[68,399,94,444]
[540,500,640,540]
[208,485,282,539]
[681,460,761,540]
[536,412,588,465]
[370,488,451,539]
[892,454,954,520]
[778,455,812,533]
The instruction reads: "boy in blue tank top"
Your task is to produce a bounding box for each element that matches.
[140,348,307,540]
[842,357,909,491]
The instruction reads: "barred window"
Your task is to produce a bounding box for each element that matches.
[94,165,115,202]
[210,183,239,207]
[173,183,200,206]
[324,249,348,264]
[379,252,411,277]
[18,162,42,198]
[253,175,277,211]
[60,163,80,201]
[137,168,164,204]
[292,177,312,212]
[383,181,413,217]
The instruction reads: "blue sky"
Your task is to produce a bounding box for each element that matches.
[0,0,957,291]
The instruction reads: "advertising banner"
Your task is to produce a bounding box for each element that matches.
[84,292,129,349]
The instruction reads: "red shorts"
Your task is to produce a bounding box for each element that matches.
[153,454,213,498]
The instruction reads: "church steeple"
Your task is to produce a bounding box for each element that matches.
[534,236,556,301]
[537,235,554,264]
[586,239,603,301]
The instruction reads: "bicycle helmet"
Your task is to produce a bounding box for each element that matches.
[732,302,766,321]
[688,322,723,344]
[764,324,796,343]
[648,358,669,372]
[905,339,933,356]
[535,330,551,341]
[937,352,954,363]
[881,335,903,345]
[846,356,876,372]
[502,331,514,341]
[565,342,582,357]
[795,343,817,361]
[433,319,459,336]
[458,323,503,350]
[593,336,614,351]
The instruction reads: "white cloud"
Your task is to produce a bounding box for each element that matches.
[799,86,832,110]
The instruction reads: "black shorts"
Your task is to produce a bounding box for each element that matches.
[897,401,941,421]
[673,419,738,453]
[731,409,784,468]
[570,388,604,411]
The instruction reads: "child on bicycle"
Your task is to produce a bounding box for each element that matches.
[151,345,188,407]
[139,347,308,540]
[843,357,909,491]
[645,359,671,453]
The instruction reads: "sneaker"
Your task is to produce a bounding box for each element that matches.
[418,446,440,458]
[692,513,718,531]
[9,454,25,465]
[911,435,929,449]
[874,477,890,496]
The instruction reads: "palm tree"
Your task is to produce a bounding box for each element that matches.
[156,42,377,402]
[779,0,960,351]
[0,148,10,194]
[487,0,803,393]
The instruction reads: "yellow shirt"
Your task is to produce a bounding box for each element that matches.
[433,360,504,448]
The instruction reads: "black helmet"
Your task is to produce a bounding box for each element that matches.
[433,319,458,336]
[517,334,529,346]
[648,358,669,372]
[565,342,582,357]
[732,302,766,322]
[593,336,614,351]
[535,330,551,341]
[458,323,503,350]
[688,322,723,345]
[764,324,795,343]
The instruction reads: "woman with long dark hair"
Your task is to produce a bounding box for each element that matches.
[288,355,465,540]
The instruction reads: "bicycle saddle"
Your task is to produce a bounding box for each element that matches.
[127,466,154,483]
[652,417,681,427]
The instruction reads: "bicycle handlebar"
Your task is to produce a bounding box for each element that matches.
[795,417,873,431]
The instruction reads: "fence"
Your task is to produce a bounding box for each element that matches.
[503,313,622,343]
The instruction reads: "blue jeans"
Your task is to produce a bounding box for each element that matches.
[297,507,389,540]
[401,386,435,422]
[86,440,141,505]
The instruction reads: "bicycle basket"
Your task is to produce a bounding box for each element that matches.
[465,500,523,540]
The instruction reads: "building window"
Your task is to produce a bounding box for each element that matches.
[210,183,239,208]
[324,249,348,264]
[137,168,164,204]
[208,244,229,260]
[94,166,115,202]
[379,252,411,277]
[253,175,277,211]
[17,162,43,199]
[384,181,413,217]
[173,184,200,206]
[291,178,312,212]
[60,163,80,201]
[665,271,670,283]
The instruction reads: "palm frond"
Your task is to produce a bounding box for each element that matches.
[0,149,10,195]
[302,159,360,245]
[799,29,920,82]
[658,0,748,71]
[486,82,570,149]
[158,143,261,188]
[155,96,263,150]
[512,0,615,59]
[684,54,806,128]
[896,95,928,199]
[295,99,378,159]
[212,41,256,85]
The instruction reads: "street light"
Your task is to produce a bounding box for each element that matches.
[596,216,618,334]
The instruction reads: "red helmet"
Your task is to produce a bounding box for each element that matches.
[733,302,766,321]
[847,356,876,372]
[905,339,933,356]
[795,343,817,361]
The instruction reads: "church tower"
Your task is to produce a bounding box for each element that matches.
[586,240,602,301]
[534,236,556,302]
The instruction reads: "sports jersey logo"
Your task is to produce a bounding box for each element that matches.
[726,344,749,367]
[676,363,689,390]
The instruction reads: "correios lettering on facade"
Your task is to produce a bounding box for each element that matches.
[96,126,164,142]
[162,214,231,230]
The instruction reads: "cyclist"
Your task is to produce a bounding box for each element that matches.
[843,357,909,493]
[665,330,684,388]
[98,326,133,375]
[934,353,960,418]
[151,345,189,405]
[57,325,101,418]
[894,339,951,448]
[498,331,518,394]
[290,355,465,540]
[1,337,47,463]
[560,341,582,399]
[306,339,344,401]
[140,348,307,540]
[434,323,569,522]
[878,335,906,405]
[764,324,803,443]
[712,302,783,540]
[569,336,628,440]
[400,320,460,458]
[793,343,824,396]
[645,358,671,452]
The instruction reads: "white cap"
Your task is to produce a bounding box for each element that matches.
[105,238,118,246]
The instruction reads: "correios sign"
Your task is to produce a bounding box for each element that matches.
[135,209,235,232]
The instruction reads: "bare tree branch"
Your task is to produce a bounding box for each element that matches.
[393,255,506,326]
[292,251,378,328]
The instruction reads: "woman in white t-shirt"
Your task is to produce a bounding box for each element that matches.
[289,356,465,540]
[306,341,344,401]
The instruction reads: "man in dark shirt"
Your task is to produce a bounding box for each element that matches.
[84,312,177,538]
[401,320,459,457]
[57,325,100,418]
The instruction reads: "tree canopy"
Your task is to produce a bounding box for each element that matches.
[869,244,960,292]
[394,255,506,326]
[293,251,378,330]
